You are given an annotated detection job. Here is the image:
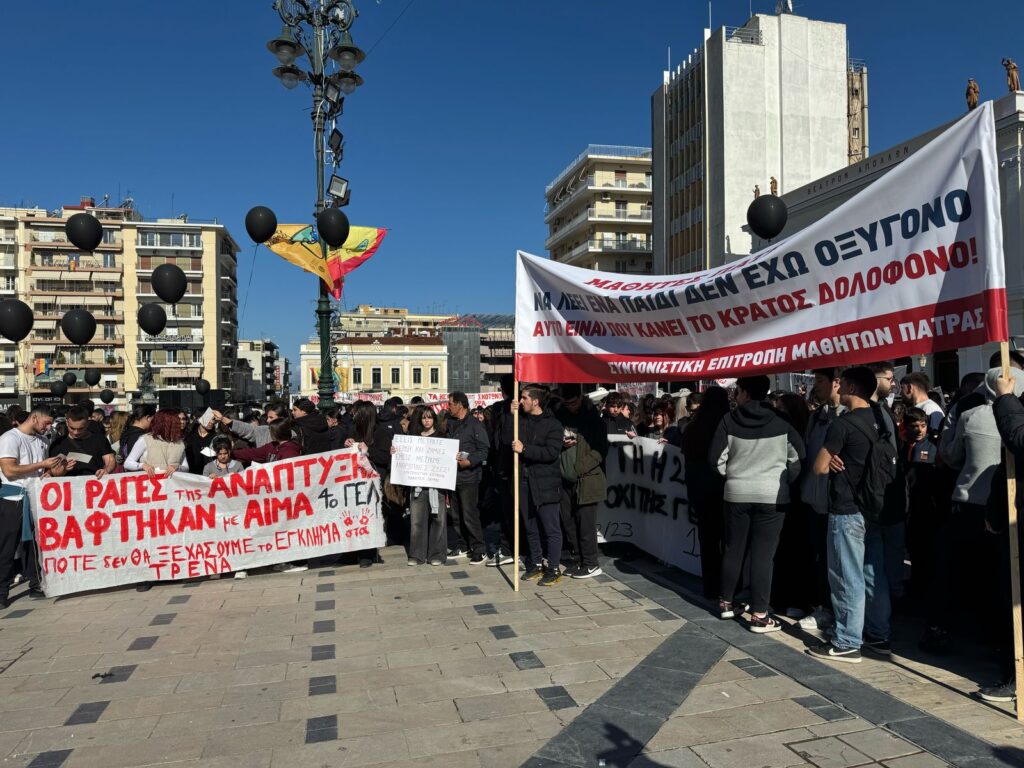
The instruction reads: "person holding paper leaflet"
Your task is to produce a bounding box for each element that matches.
[0,405,74,607]
[397,406,449,566]
[48,406,115,478]
[232,419,301,464]
[213,402,290,449]
[124,410,188,476]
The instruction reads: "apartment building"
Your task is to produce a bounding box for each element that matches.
[0,198,239,409]
[651,9,866,273]
[237,338,282,402]
[544,146,653,274]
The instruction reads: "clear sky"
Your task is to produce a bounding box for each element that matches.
[3,1,1022,371]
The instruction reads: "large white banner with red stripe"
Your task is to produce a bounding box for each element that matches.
[516,104,1007,383]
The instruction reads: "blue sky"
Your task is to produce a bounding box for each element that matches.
[3,1,1022,369]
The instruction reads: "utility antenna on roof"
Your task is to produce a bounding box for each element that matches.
[776,0,795,13]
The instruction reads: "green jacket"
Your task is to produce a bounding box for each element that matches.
[560,431,607,505]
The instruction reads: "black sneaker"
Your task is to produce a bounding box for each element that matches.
[571,564,602,579]
[26,588,46,600]
[863,636,892,656]
[807,642,862,664]
[468,553,486,566]
[522,565,544,581]
[918,627,951,655]
[978,680,1016,703]
[748,614,781,634]
[718,599,737,619]
[135,583,152,593]
[538,569,563,587]
[486,553,514,567]
[447,548,468,559]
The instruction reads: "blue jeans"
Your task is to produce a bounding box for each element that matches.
[827,513,890,650]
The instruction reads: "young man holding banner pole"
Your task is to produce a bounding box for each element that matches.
[985,348,1024,712]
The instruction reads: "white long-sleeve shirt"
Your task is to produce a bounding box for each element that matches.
[124,437,189,472]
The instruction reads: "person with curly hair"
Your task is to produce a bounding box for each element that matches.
[124,409,188,476]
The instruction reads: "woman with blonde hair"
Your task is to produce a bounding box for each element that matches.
[107,411,131,468]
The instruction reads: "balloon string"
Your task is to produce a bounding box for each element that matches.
[240,243,259,325]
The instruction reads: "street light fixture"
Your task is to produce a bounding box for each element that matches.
[266,25,306,65]
[253,0,364,411]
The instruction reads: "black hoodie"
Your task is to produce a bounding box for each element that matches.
[517,408,564,505]
[295,411,332,455]
[119,424,147,464]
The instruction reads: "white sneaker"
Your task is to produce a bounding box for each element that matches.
[233,571,248,580]
[799,607,834,631]
[274,563,308,573]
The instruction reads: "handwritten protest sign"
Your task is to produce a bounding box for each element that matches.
[390,434,459,491]
[516,105,1006,382]
[597,436,699,577]
[28,448,384,597]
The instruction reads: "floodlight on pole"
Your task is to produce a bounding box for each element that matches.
[328,129,344,153]
[328,175,350,206]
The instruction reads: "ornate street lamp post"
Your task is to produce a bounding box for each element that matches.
[254,0,364,410]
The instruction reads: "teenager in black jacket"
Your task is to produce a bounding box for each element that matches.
[512,386,565,586]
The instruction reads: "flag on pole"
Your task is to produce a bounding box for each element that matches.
[266,224,386,300]
[34,358,48,376]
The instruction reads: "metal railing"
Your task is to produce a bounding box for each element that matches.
[589,238,652,252]
[587,206,652,221]
[724,26,763,45]
[546,145,653,192]
[32,256,119,270]
[848,58,867,73]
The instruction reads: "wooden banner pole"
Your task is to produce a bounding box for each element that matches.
[512,380,520,593]
[1000,341,1024,720]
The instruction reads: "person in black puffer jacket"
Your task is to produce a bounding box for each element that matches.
[512,386,564,586]
[291,398,332,454]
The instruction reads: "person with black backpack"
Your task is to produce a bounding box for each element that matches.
[809,365,898,663]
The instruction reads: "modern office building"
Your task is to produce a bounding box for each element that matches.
[544,146,653,274]
[763,92,1024,391]
[0,198,240,409]
[651,8,867,273]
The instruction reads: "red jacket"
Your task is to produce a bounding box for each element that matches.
[233,440,301,464]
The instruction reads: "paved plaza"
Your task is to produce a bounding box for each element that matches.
[0,548,1022,768]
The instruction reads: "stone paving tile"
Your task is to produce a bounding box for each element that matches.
[270,730,410,767]
[881,755,950,768]
[690,728,817,768]
[789,736,877,768]
[646,700,825,751]
[150,699,283,738]
[394,673,507,705]
[455,690,548,722]
[406,713,549,758]
[101,690,227,720]
[13,715,161,754]
[837,730,922,762]
[629,747,712,768]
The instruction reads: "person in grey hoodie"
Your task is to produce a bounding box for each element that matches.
[940,368,1024,510]
[709,375,805,633]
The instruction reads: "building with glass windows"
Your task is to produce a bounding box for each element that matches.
[0,197,239,409]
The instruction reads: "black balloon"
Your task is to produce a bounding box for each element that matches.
[317,208,350,248]
[99,389,115,404]
[50,381,67,398]
[746,195,788,241]
[61,309,97,346]
[152,264,187,303]
[84,369,102,387]
[195,378,211,395]
[245,206,278,243]
[65,212,104,251]
[0,299,34,342]
[62,371,77,386]
[138,304,167,336]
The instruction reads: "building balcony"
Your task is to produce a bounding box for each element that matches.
[29,334,124,347]
[34,312,123,323]
[0,256,18,270]
[45,357,124,370]
[136,291,202,301]
[29,256,121,273]
[565,239,653,260]
[30,284,123,298]
[29,231,123,250]
[0,358,16,369]
[135,266,203,277]
[137,334,205,345]
[545,176,652,222]
[0,233,18,245]
[544,207,652,251]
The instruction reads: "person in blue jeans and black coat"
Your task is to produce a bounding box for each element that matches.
[709,375,804,633]
[512,386,565,586]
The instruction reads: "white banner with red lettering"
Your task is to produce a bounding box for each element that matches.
[28,448,384,597]
[516,104,1007,383]
[421,392,504,411]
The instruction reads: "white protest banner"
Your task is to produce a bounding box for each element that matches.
[421,392,504,411]
[29,448,384,597]
[390,434,459,491]
[597,436,699,576]
[516,104,1007,382]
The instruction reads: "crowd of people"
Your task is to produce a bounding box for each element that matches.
[1,357,1023,705]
